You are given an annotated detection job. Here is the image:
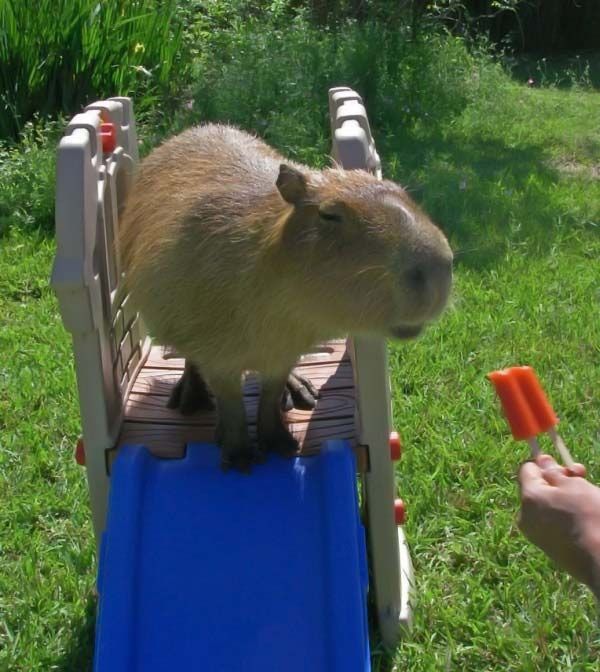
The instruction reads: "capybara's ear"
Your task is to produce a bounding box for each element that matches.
[276,164,307,205]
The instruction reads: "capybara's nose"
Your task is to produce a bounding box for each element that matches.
[406,249,453,319]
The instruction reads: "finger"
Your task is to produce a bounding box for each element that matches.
[536,454,568,486]
[536,454,586,479]
[518,460,550,497]
[535,453,559,469]
[565,462,586,478]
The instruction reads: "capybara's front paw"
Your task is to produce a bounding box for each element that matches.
[281,371,320,412]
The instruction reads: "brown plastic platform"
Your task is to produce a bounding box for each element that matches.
[115,339,365,469]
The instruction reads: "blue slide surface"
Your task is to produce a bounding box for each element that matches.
[94,441,371,671]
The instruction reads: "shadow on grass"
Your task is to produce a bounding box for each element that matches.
[52,592,96,672]
[378,130,574,269]
[0,213,56,241]
[370,643,396,672]
[578,136,600,162]
[507,50,600,90]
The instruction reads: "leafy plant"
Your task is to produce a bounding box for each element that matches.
[0,119,60,235]
[0,0,189,140]
[189,15,501,157]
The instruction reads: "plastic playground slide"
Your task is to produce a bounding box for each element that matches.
[94,440,371,671]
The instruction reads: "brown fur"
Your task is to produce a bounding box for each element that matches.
[119,124,453,467]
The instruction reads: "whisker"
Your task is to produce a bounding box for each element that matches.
[355,264,388,277]
[452,243,503,258]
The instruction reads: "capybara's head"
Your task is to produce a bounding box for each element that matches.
[275,164,453,339]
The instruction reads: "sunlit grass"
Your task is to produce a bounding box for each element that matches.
[0,20,599,668]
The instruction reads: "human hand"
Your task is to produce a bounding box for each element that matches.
[518,454,600,599]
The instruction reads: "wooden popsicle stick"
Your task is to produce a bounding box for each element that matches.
[547,428,575,468]
[527,436,541,459]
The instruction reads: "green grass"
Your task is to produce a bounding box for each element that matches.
[375,80,600,670]
[385,233,600,670]
[0,230,95,671]
[382,85,600,268]
[0,23,599,670]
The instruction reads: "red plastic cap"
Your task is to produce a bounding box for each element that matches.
[100,122,117,154]
[394,498,406,525]
[389,431,402,460]
[75,437,86,466]
[487,366,557,440]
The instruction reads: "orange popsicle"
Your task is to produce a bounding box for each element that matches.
[487,367,557,439]
[487,366,574,466]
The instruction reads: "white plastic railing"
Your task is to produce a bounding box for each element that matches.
[329,87,413,646]
[52,98,150,541]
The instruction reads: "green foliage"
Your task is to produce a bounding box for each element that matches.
[0,0,188,141]
[0,120,60,235]
[188,16,502,163]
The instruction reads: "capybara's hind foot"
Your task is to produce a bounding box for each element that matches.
[220,443,266,474]
[281,371,320,412]
[167,361,215,415]
[259,426,299,458]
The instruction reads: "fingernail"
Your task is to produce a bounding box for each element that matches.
[537,455,556,469]
[566,463,586,478]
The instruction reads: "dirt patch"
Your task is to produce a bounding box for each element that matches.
[553,159,600,179]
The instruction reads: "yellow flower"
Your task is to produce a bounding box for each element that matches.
[134,43,145,54]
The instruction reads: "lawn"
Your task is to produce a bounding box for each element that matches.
[1,55,599,672]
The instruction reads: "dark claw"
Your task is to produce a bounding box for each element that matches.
[281,387,294,413]
[283,371,320,411]
[221,454,253,474]
[167,362,215,414]
[221,445,267,473]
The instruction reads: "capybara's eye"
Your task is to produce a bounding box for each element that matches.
[319,210,342,223]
